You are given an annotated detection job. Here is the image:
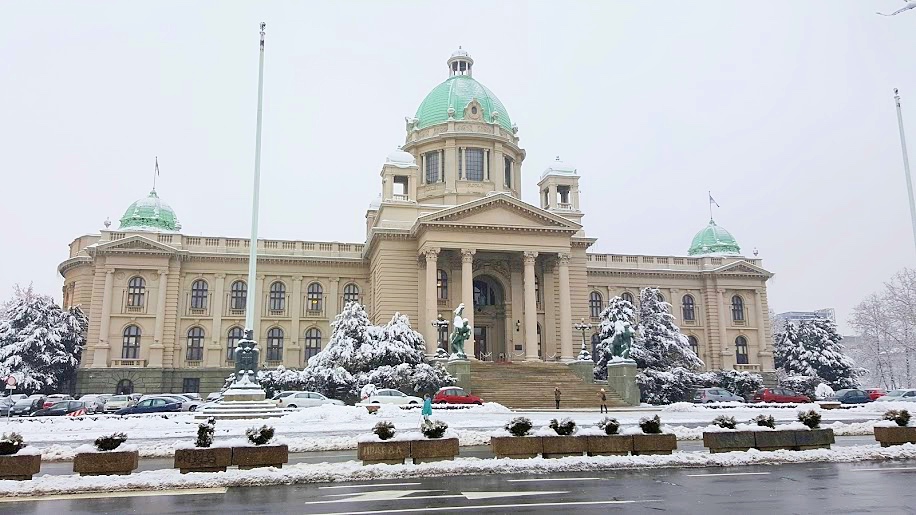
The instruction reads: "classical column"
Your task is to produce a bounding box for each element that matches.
[424,249,440,355]
[290,276,303,366]
[557,253,573,362]
[670,288,680,323]
[754,288,769,358]
[523,251,539,360]
[149,270,168,368]
[461,249,475,347]
[254,275,265,339]
[207,274,226,367]
[328,277,340,320]
[93,269,115,367]
[716,288,729,368]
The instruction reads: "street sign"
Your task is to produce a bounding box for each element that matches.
[4,376,15,387]
[3,385,14,390]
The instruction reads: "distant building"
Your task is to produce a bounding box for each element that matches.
[774,309,836,335]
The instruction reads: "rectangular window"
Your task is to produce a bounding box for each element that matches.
[424,151,440,183]
[466,148,484,181]
[504,156,512,188]
[393,176,408,200]
[182,378,200,393]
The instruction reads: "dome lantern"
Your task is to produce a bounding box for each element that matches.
[447,46,474,77]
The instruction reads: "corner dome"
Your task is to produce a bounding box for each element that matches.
[688,219,741,256]
[385,148,417,168]
[541,156,577,179]
[118,190,181,232]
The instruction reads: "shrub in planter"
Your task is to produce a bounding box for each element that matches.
[712,415,737,430]
[0,432,25,455]
[196,418,216,448]
[549,418,577,436]
[246,425,275,446]
[597,417,620,435]
[753,414,776,429]
[0,432,39,481]
[234,425,287,469]
[421,419,448,439]
[797,410,821,429]
[373,421,396,440]
[95,432,128,451]
[174,418,230,475]
[75,433,138,476]
[639,415,662,434]
[505,417,533,437]
[884,410,911,427]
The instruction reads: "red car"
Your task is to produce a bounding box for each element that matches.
[866,388,887,401]
[750,388,810,404]
[433,387,483,405]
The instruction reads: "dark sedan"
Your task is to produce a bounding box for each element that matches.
[114,397,181,415]
[835,389,873,405]
[8,397,46,416]
[33,401,87,417]
[0,397,14,416]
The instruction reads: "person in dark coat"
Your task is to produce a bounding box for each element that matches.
[554,387,561,409]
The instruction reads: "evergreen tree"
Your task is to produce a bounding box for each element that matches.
[776,318,862,390]
[592,295,638,380]
[632,287,703,372]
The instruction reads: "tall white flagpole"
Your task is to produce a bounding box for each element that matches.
[894,89,916,258]
[245,22,267,337]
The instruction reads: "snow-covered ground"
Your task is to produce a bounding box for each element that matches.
[1,401,907,460]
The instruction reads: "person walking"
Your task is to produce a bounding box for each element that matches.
[421,394,432,422]
[554,386,561,410]
[597,388,608,413]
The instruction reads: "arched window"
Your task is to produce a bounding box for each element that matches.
[657,292,665,303]
[127,277,145,307]
[688,335,699,356]
[473,280,497,307]
[731,295,745,322]
[307,282,323,313]
[621,292,634,304]
[266,328,284,362]
[116,379,134,395]
[304,328,322,362]
[436,269,448,300]
[343,283,360,305]
[190,280,208,310]
[735,336,749,364]
[269,281,286,312]
[186,327,204,361]
[589,292,603,318]
[682,295,696,321]
[122,325,141,359]
[230,281,247,311]
[227,327,244,361]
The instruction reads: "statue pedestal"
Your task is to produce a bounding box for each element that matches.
[607,359,639,406]
[567,361,596,384]
[445,359,471,391]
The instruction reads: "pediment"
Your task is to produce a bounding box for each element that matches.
[416,194,580,232]
[95,235,178,254]
[711,260,772,277]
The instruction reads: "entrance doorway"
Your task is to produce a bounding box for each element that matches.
[474,326,488,360]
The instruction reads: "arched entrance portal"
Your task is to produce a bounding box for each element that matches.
[472,275,506,360]
[115,379,134,395]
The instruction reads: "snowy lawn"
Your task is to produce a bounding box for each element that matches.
[2,444,915,498]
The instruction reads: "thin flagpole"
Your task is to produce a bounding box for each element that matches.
[245,22,267,336]
[894,89,916,259]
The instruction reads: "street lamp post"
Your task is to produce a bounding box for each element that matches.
[431,314,449,353]
[573,318,592,357]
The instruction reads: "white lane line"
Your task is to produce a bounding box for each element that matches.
[507,477,602,482]
[319,482,423,490]
[305,490,564,505]
[687,472,771,478]
[318,499,663,515]
[0,487,228,503]
[852,467,916,472]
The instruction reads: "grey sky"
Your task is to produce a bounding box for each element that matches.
[1,1,913,333]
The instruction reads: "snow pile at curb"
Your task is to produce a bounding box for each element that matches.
[4,444,916,498]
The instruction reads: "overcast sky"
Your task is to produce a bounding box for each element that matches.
[1,1,914,333]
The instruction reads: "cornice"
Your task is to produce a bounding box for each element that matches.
[57,256,92,277]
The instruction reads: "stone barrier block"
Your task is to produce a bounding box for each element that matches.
[0,454,41,480]
[174,447,233,474]
[73,450,139,476]
[586,435,633,456]
[632,433,677,455]
[231,444,289,470]
[410,438,459,463]
[357,441,410,465]
[490,436,543,459]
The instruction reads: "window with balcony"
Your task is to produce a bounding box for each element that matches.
[735,336,749,364]
[230,280,247,311]
[122,325,141,359]
[688,335,699,356]
[304,328,322,362]
[127,277,145,308]
[307,282,323,313]
[682,295,696,321]
[465,148,484,181]
[186,327,204,361]
[557,185,571,209]
[424,151,440,183]
[227,326,244,361]
[190,280,208,310]
[343,283,360,305]
[436,269,448,300]
[732,295,745,322]
[589,291,603,318]
[393,176,409,201]
[266,328,284,362]
[269,281,286,313]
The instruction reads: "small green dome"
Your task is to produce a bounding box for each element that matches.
[415,76,513,131]
[118,190,181,232]
[688,219,741,256]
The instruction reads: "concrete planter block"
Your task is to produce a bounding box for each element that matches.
[490,436,543,459]
[702,431,756,453]
[174,447,233,474]
[794,429,834,450]
[753,430,799,451]
[542,435,587,458]
[231,444,288,470]
[410,438,459,463]
[632,433,677,455]
[73,450,139,476]
[0,454,41,480]
[357,441,410,465]
[586,435,633,456]
[875,426,916,447]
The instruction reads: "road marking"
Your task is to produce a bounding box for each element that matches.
[507,477,602,482]
[319,482,423,490]
[686,472,771,478]
[852,467,916,472]
[0,487,227,503]
[318,499,663,515]
[305,490,565,505]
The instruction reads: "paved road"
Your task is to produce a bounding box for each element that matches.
[32,436,879,476]
[4,459,916,514]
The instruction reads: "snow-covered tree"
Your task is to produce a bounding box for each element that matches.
[633,288,703,372]
[592,295,638,380]
[775,318,863,390]
[0,285,87,394]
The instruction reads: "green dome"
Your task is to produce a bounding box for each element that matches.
[118,190,181,232]
[415,75,513,131]
[688,219,741,256]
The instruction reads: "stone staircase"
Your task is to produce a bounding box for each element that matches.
[467,361,628,410]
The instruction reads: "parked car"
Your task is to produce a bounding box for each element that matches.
[206,392,222,402]
[876,389,916,402]
[365,389,423,405]
[78,395,105,414]
[865,388,887,401]
[139,394,201,412]
[6,394,27,403]
[433,387,483,405]
[750,388,811,404]
[33,401,87,417]
[115,397,182,415]
[9,397,45,417]
[103,395,134,412]
[42,394,73,409]
[0,397,15,416]
[834,389,873,404]
[276,391,344,409]
[182,393,202,401]
[692,388,744,404]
